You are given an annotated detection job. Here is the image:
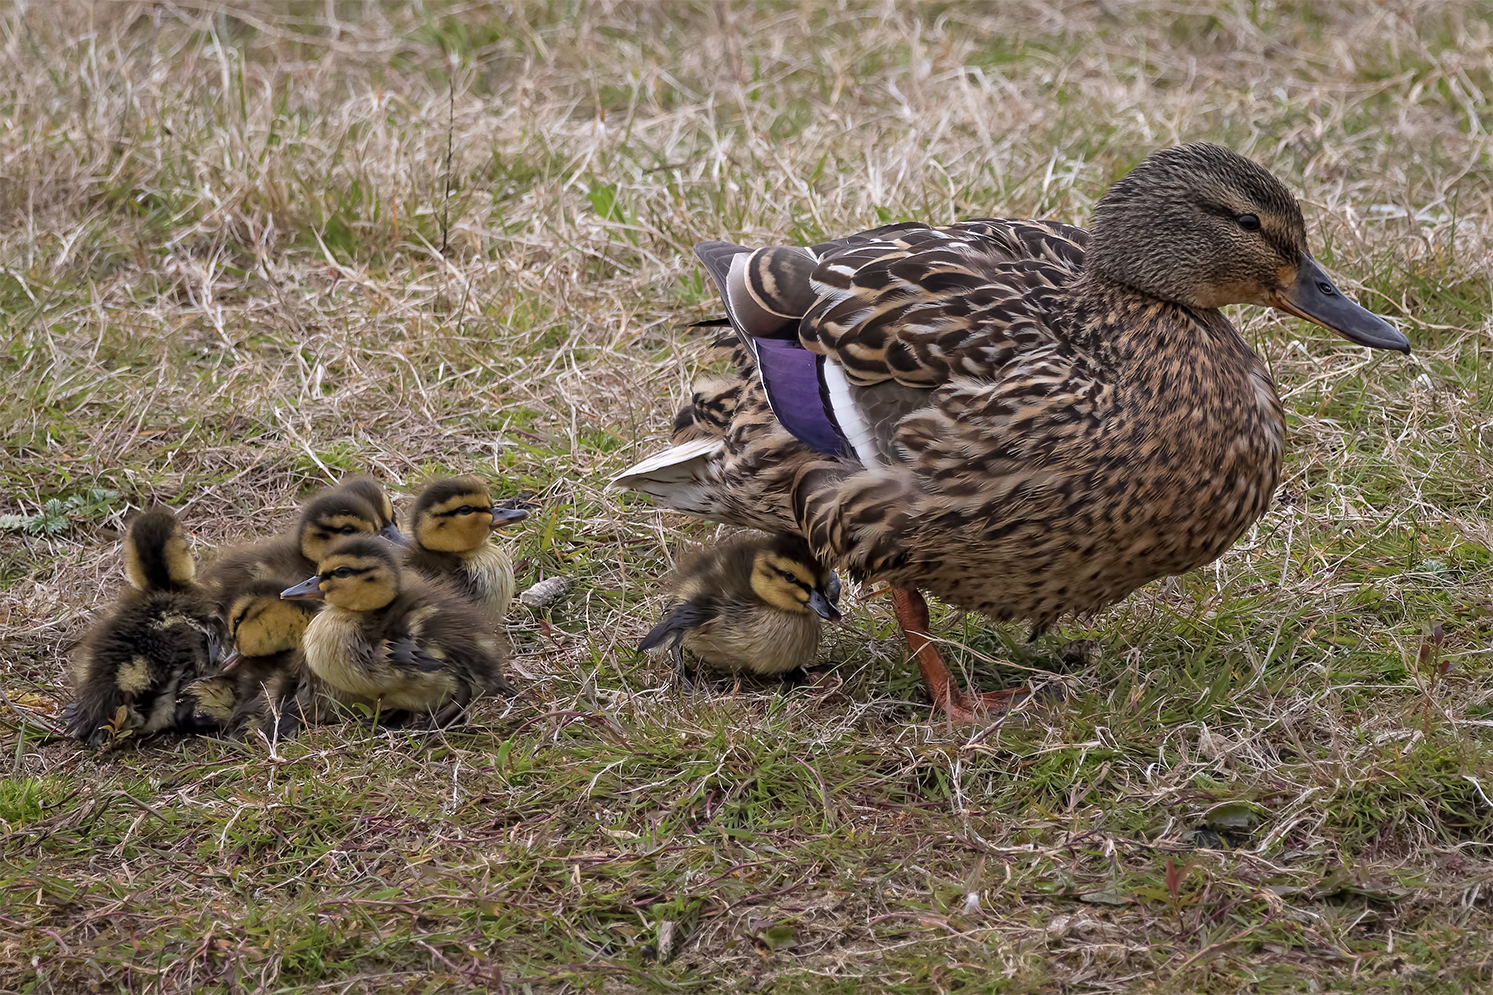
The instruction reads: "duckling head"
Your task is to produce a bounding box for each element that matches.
[1085,142,1408,352]
[337,476,409,545]
[123,508,197,593]
[411,476,529,555]
[282,536,401,613]
[748,533,842,621]
[296,492,391,564]
[223,580,316,668]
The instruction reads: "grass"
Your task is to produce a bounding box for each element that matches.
[2,1,1493,991]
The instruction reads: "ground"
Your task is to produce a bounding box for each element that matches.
[2,2,1492,992]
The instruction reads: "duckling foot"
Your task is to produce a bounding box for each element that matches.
[670,644,696,695]
[891,588,1030,724]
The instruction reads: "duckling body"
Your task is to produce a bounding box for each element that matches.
[614,143,1409,720]
[403,477,528,623]
[181,581,315,739]
[639,532,840,678]
[205,485,404,608]
[64,509,222,747]
[284,537,514,726]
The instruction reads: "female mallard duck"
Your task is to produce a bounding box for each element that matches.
[64,509,223,747]
[402,476,529,622]
[281,536,514,727]
[180,580,316,739]
[613,143,1409,722]
[205,484,408,607]
[638,531,841,682]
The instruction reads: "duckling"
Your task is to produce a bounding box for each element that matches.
[63,508,223,748]
[339,475,400,534]
[205,486,408,608]
[179,580,316,739]
[402,476,529,622]
[638,532,841,682]
[613,142,1410,721]
[282,536,514,727]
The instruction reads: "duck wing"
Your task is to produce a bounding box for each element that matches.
[695,219,1090,467]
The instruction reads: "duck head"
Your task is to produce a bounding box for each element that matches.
[221,580,317,670]
[123,508,197,592]
[337,475,409,546]
[410,476,529,555]
[282,536,402,613]
[1086,142,1409,352]
[748,532,842,621]
[296,491,407,565]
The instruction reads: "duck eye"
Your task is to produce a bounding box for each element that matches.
[457,505,474,515]
[333,566,353,578]
[339,525,358,535]
[1236,213,1261,232]
[780,569,798,584]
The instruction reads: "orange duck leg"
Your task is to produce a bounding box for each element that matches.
[891,588,1030,723]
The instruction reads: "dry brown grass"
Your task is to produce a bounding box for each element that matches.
[3,2,1493,992]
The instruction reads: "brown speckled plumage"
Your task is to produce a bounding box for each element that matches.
[614,144,1408,718]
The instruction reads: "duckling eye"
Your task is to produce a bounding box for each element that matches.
[1236,213,1261,232]
[333,566,353,578]
[779,569,799,584]
[338,525,357,535]
[456,505,474,516]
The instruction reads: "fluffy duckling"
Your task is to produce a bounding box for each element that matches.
[403,476,529,622]
[64,509,223,748]
[282,536,514,727]
[638,532,841,681]
[339,475,400,533]
[205,487,408,607]
[180,581,316,739]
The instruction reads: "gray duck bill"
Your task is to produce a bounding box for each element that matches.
[1275,256,1410,353]
[281,576,325,600]
[808,589,842,622]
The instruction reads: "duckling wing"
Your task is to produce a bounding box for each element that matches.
[637,597,715,653]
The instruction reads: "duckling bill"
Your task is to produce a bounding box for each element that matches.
[64,508,223,748]
[638,532,841,681]
[282,536,514,727]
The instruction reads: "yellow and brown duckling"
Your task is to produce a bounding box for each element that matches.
[205,483,408,608]
[638,532,841,682]
[282,536,514,727]
[179,580,316,739]
[614,142,1410,721]
[339,474,400,534]
[64,508,223,748]
[402,476,529,623]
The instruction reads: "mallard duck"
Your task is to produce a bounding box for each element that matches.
[281,536,515,727]
[179,580,316,739]
[613,143,1410,722]
[205,485,408,607]
[63,508,223,747]
[402,476,529,623]
[638,531,841,681]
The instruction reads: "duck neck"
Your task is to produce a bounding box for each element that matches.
[1064,269,1252,368]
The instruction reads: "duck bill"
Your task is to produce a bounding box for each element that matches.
[281,575,325,601]
[379,523,412,547]
[219,649,243,672]
[1274,257,1409,353]
[807,590,842,622]
[489,506,530,529]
